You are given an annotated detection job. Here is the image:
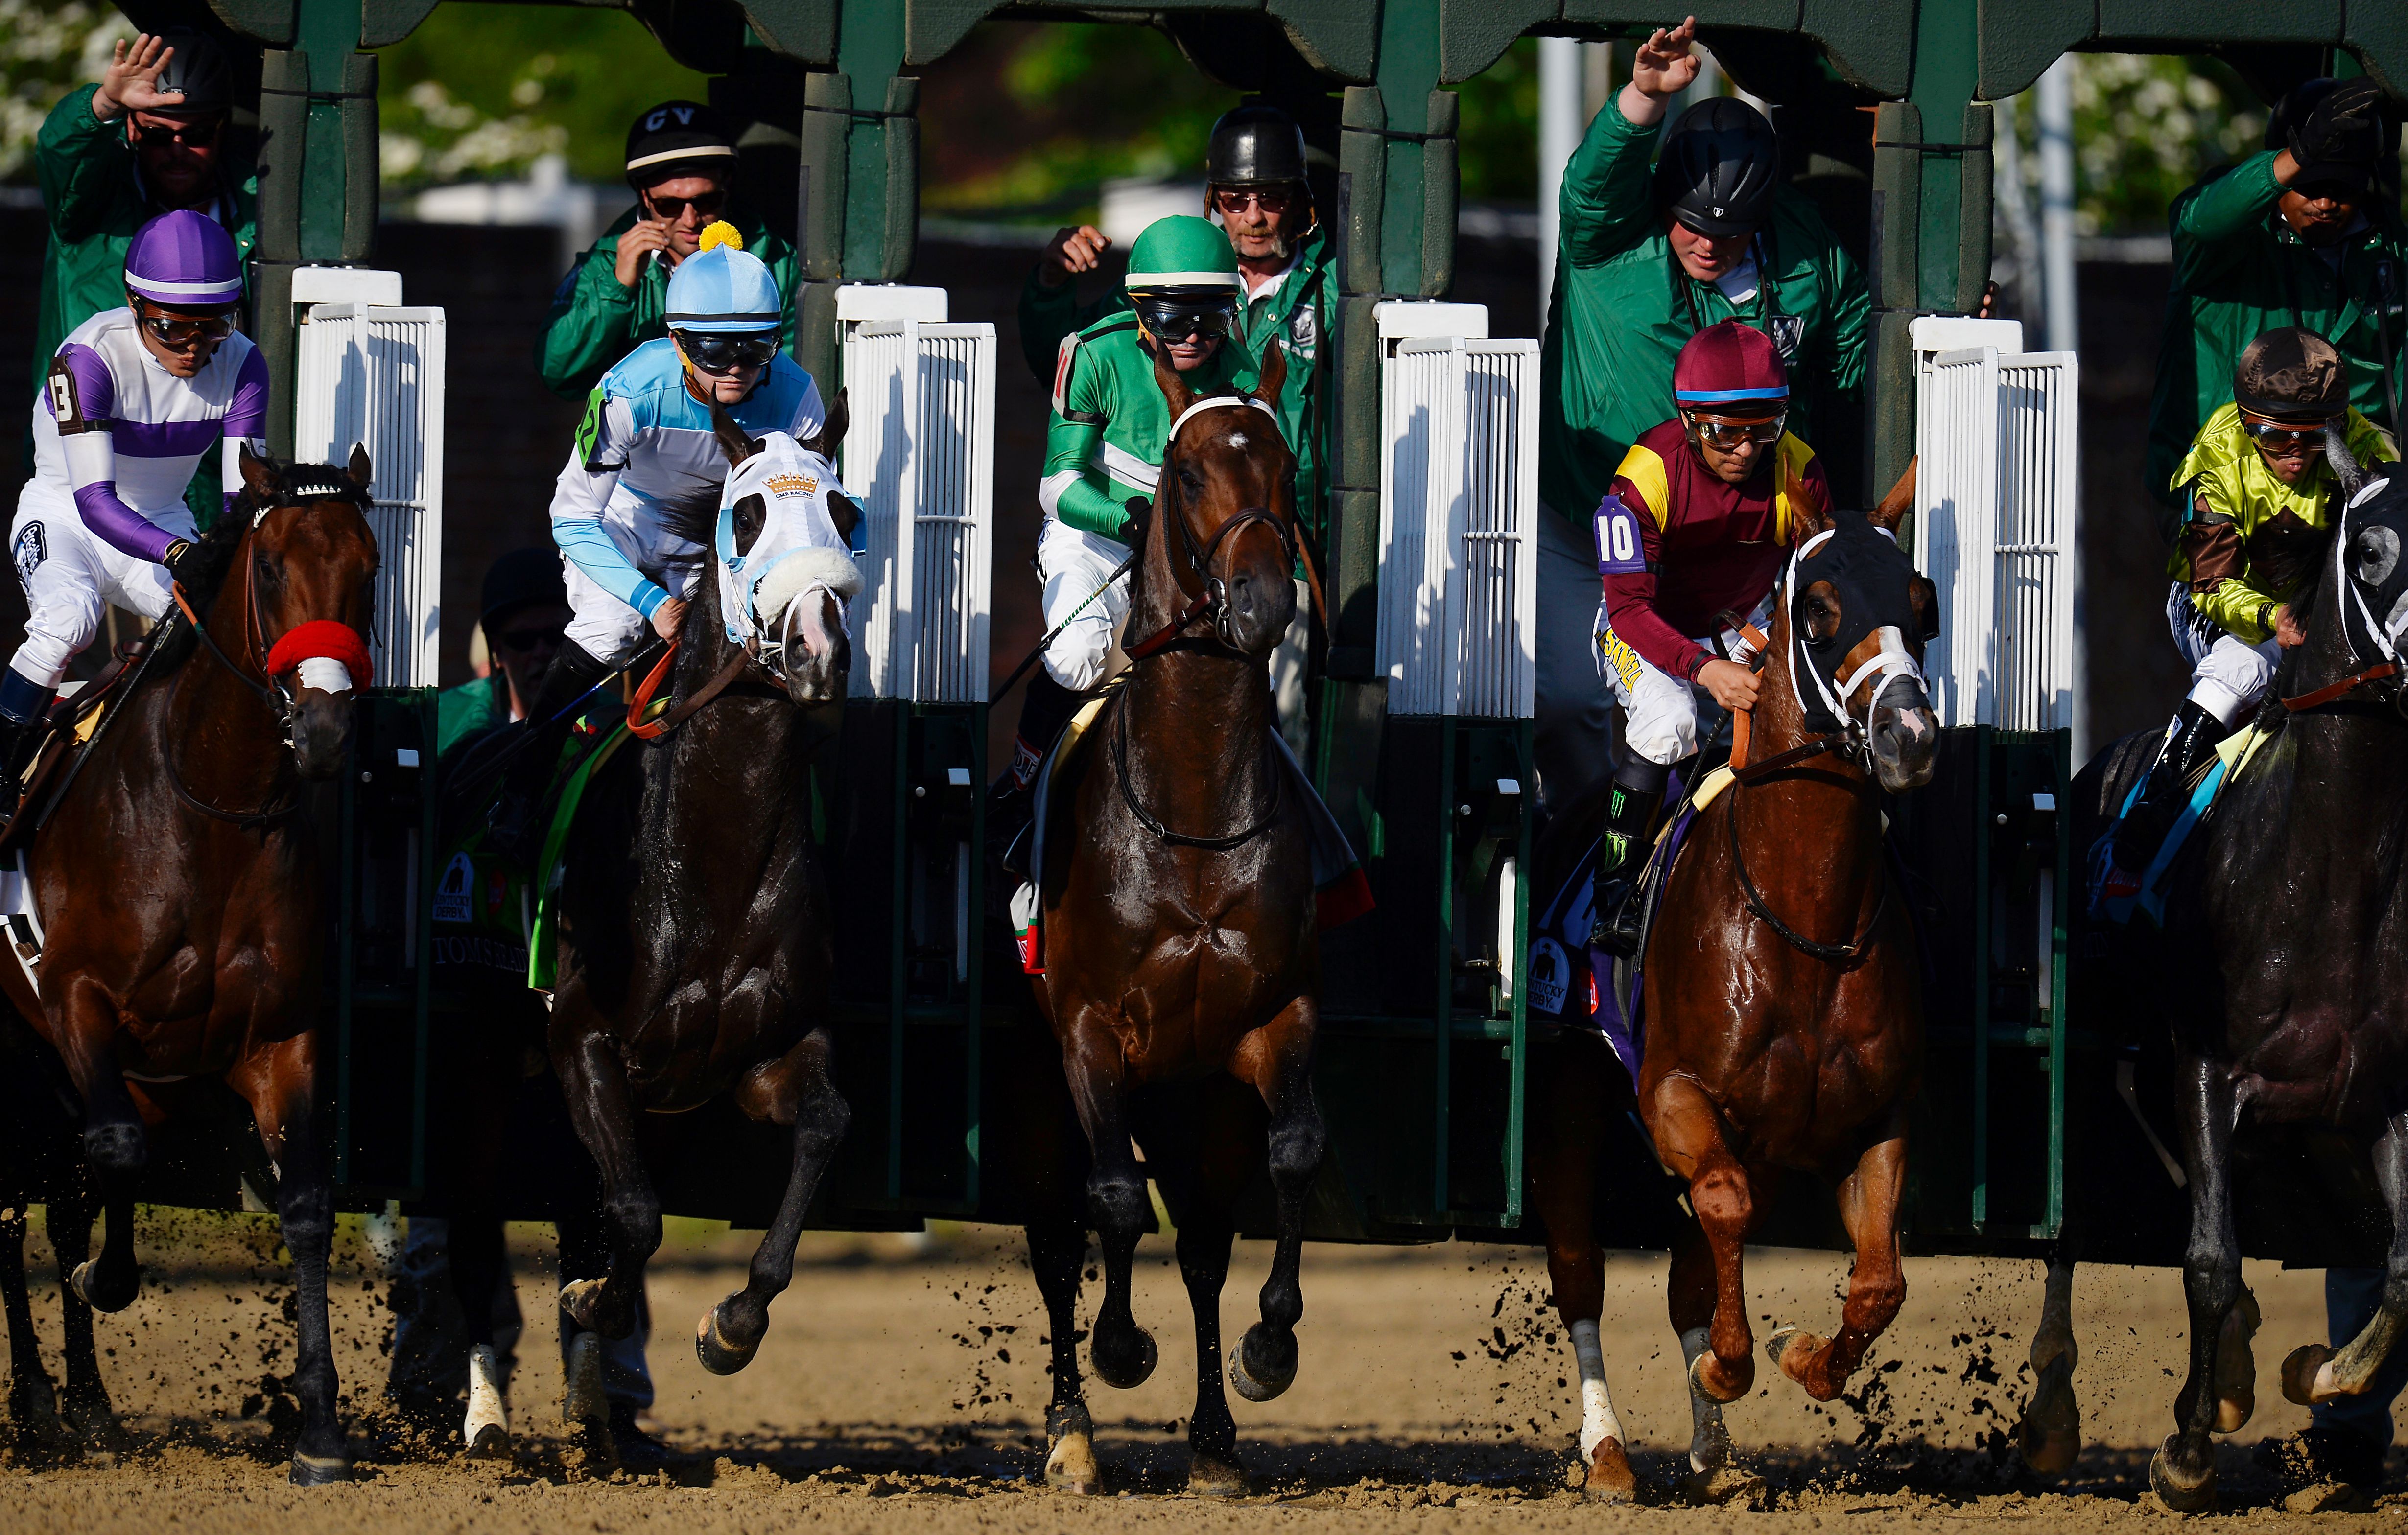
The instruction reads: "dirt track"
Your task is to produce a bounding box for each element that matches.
[2,1212,2405,1532]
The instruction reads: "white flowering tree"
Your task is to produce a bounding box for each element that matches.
[0,0,118,183]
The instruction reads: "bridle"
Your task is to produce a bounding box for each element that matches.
[2282,483,2408,713]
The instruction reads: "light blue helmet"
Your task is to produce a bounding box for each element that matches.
[664,236,782,334]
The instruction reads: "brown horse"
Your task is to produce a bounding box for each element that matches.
[3,446,379,1483]
[543,405,856,1451]
[1022,342,1325,1495]
[1530,483,1939,1501]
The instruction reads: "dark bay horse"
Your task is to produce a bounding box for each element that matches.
[1023,342,1325,1496]
[538,404,856,1456]
[1531,486,1939,1502]
[0,1012,113,1458]
[2,446,379,1483]
[2049,447,2408,1512]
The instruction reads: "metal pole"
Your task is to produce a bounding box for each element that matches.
[2037,58,2079,355]
[1536,36,1582,330]
[1993,93,2041,334]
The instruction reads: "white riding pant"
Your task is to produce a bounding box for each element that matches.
[1595,596,1767,768]
[7,491,190,689]
[1036,516,1131,692]
[563,547,701,669]
[2165,581,2279,726]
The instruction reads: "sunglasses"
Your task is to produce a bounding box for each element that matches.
[1135,302,1235,343]
[495,624,566,655]
[138,309,236,346]
[2242,416,2333,450]
[676,330,779,374]
[643,188,727,223]
[1685,410,1787,448]
[133,118,221,147]
[1213,188,1293,216]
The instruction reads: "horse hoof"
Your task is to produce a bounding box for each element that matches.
[2282,1343,2338,1406]
[288,1451,353,1487]
[2017,1415,2080,1478]
[1688,1346,1751,1404]
[559,1279,612,1336]
[1684,1462,1765,1506]
[1091,1325,1157,1391]
[1185,1448,1249,1497]
[2148,1437,2217,1513]
[1044,1430,1102,1495]
[1228,1326,1297,1403]
[1766,1325,1823,1382]
[68,1258,139,1315]
[695,1304,760,1377]
[1584,1438,1638,1503]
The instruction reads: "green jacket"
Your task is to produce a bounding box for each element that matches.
[1040,312,1257,542]
[1019,225,1334,536]
[437,673,512,756]
[31,83,259,518]
[536,200,798,400]
[2147,152,2408,509]
[2169,402,2398,641]
[1538,92,1868,525]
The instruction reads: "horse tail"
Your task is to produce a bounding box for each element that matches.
[2326,421,2368,501]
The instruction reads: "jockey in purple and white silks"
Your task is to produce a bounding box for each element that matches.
[1,209,265,782]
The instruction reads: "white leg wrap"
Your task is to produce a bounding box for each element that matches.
[465,1343,509,1449]
[1569,1318,1624,1462]
[1681,1324,1734,1473]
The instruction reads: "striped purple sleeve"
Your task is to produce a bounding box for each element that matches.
[51,344,172,562]
[223,344,269,442]
[72,484,174,563]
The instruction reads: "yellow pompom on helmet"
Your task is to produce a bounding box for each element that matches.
[696,220,744,255]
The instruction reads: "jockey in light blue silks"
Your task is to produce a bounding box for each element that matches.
[488,224,825,860]
[1,209,267,792]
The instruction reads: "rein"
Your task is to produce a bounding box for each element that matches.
[1109,687,1283,850]
[2282,662,2400,713]
[1723,773,1889,964]
[1715,609,1847,778]
[164,550,301,829]
[625,639,763,741]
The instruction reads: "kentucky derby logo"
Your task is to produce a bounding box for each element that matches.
[12,523,45,596]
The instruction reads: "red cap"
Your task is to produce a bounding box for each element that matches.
[1673,320,1788,410]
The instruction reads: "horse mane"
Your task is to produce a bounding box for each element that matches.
[153,453,366,673]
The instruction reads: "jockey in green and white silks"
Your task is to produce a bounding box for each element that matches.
[989,215,1258,853]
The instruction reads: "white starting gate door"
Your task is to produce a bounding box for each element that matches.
[292,272,447,690]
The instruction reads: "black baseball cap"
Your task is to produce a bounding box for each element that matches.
[624,100,737,190]
[479,548,568,631]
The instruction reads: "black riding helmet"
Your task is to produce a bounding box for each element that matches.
[1207,105,1310,189]
[1654,96,1780,237]
[148,28,236,120]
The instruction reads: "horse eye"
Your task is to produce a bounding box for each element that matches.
[1178,466,1204,494]
[2355,525,2400,586]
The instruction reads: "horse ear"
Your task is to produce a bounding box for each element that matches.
[803,387,849,461]
[1151,334,1196,421]
[1868,457,1917,534]
[708,398,756,468]
[825,489,860,542]
[1253,339,1288,410]
[346,442,372,489]
[238,441,278,497]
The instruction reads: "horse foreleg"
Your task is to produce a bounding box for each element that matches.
[1228,999,1324,1408]
[1027,1221,1100,1493]
[446,1215,512,1458]
[46,1170,122,1448]
[2015,1250,2083,1477]
[0,1197,66,1456]
[2150,1051,2241,1512]
[231,1035,351,1486]
[1653,1075,1762,1505]
[2283,1105,2408,1411]
[699,1028,850,1376]
[551,1029,662,1345]
[1532,1033,1633,1502]
[1771,1117,1908,1401]
[1059,1022,1155,1391]
[49,980,143,1315]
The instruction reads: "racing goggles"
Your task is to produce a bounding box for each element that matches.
[1683,408,1787,448]
[677,329,780,374]
[138,307,237,346]
[2240,413,2335,451]
[1133,295,1236,344]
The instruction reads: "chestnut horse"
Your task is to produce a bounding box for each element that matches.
[539,403,855,1457]
[1530,485,1939,1502]
[1,446,379,1483]
[1020,342,1325,1496]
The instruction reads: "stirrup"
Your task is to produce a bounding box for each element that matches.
[1588,877,1645,958]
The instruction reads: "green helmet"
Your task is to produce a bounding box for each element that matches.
[1124,215,1240,296]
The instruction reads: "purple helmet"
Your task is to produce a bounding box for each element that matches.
[124,210,242,309]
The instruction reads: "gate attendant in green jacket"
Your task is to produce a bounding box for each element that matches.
[535,101,798,399]
[32,29,257,525]
[2146,77,2407,518]
[1019,107,1332,542]
[1531,15,1868,815]
[990,215,1256,853]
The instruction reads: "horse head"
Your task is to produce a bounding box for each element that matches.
[227,442,380,781]
[709,393,857,705]
[1784,472,1940,794]
[1145,338,1299,659]
[2301,434,2408,705]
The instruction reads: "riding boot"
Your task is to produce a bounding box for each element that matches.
[989,672,1084,880]
[0,670,56,816]
[487,640,616,866]
[2111,699,2230,873]
[1587,761,1669,958]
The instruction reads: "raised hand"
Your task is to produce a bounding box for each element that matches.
[1631,17,1703,101]
[1037,225,1110,290]
[95,34,177,120]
